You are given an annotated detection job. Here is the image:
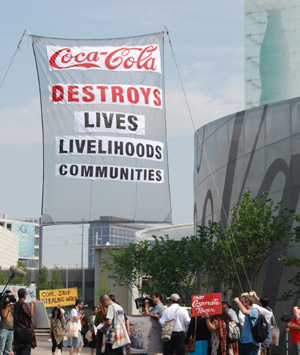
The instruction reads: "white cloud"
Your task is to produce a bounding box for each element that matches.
[0,97,42,146]
[165,72,245,137]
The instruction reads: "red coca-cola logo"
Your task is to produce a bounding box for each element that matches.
[48,45,160,72]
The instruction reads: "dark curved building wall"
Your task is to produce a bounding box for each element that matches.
[194,97,300,351]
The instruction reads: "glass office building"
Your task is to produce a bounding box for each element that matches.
[88,216,145,268]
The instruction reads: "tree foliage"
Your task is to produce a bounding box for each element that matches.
[277,215,300,301]
[0,266,8,285]
[36,267,64,298]
[95,280,112,301]
[101,241,151,296]
[101,189,300,302]
[193,189,299,296]
[11,261,29,286]
[51,268,64,290]
[101,237,198,305]
[36,266,51,297]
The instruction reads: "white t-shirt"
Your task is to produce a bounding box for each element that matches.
[71,308,81,331]
[106,303,124,325]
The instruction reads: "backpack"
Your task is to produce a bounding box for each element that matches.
[251,310,269,343]
[226,320,241,343]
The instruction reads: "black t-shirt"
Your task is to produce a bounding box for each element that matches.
[185,316,211,343]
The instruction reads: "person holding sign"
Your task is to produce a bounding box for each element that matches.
[205,310,238,355]
[50,306,64,355]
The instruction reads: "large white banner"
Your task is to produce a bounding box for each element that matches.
[31,33,172,225]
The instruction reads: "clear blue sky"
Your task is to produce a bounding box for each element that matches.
[0,0,245,267]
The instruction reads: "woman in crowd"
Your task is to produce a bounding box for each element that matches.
[205,311,238,355]
[88,306,99,355]
[185,315,211,355]
[50,306,64,355]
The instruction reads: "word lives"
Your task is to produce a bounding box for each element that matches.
[74,111,145,135]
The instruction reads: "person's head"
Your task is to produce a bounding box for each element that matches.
[92,306,99,315]
[109,294,116,303]
[75,299,83,309]
[241,295,254,309]
[100,294,112,308]
[259,296,269,308]
[18,288,27,300]
[213,310,232,322]
[152,292,162,305]
[222,299,231,311]
[52,306,61,319]
[168,293,180,305]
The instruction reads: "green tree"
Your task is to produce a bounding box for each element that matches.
[36,266,51,297]
[101,237,198,305]
[0,266,8,285]
[101,240,151,296]
[145,236,198,304]
[50,268,64,289]
[277,216,300,301]
[95,280,112,302]
[193,189,299,296]
[11,261,29,286]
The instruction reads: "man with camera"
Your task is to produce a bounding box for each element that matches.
[145,292,165,320]
[0,290,15,355]
[285,307,300,355]
[234,295,259,355]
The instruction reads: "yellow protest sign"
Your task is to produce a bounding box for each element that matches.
[39,288,78,307]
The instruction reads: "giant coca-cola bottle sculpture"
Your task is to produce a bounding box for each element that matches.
[259,8,290,106]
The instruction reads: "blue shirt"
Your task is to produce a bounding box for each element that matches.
[240,307,259,346]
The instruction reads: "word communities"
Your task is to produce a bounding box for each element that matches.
[56,164,164,183]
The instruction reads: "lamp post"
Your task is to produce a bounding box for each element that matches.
[63,239,71,288]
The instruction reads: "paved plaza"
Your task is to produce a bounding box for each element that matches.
[31,335,91,355]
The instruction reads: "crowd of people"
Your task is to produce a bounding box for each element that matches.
[1,289,300,355]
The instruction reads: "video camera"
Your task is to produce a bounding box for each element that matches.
[0,291,16,307]
[135,293,168,309]
[281,313,293,323]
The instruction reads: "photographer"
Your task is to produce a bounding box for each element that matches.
[286,307,300,355]
[0,290,15,355]
[144,292,165,320]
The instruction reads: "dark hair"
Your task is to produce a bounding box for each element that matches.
[76,299,83,306]
[109,294,116,302]
[152,292,162,301]
[52,307,62,319]
[18,288,26,299]
[172,299,180,304]
[92,306,99,311]
[259,296,269,308]
[213,310,232,322]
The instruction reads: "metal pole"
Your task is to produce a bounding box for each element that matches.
[63,239,71,288]
[81,222,85,302]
